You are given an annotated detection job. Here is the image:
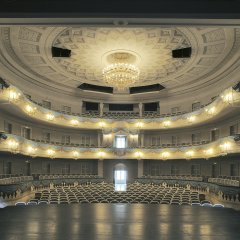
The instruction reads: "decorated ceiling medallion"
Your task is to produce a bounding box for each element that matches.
[102,52,140,90]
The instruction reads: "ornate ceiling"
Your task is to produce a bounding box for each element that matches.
[0,26,238,97]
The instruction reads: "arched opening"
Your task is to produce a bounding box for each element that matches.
[114,163,128,191]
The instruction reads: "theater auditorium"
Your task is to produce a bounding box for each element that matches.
[0,1,240,239]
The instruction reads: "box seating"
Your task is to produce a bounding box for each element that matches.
[0,176,33,185]
[208,178,240,187]
[39,174,100,180]
[140,175,203,182]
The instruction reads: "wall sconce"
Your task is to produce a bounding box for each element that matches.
[70,119,79,126]
[98,151,105,159]
[47,149,55,157]
[162,120,171,128]
[186,150,194,159]
[187,116,196,123]
[135,151,143,159]
[99,122,106,128]
[46,113,55,121]
[72,151,80,159]
[136,122,143,128]
[161,151,170,159]
[8,90,20,100]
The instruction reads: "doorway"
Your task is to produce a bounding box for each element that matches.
[114,163,127,191]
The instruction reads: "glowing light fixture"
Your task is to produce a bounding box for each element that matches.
[163,120,171,127]
[98,151,105,158]
[205,107,216,115]
[135,151,143,159]
[99,122,106,128]
[205,148,214,156]
[187,116,196,123]
[222,92,233,103]
[9,90,20,100]
[72,151,79,158]
[46,113,54,121]
[220,142,231,151]
[103,63,139,90]
[27,146,37,154]
[25,105,35,114]
[161,151,170,159]
[186,150,194,158]
[136,122,143,128]
[70,119,79,126]
[7,139,19,148]
[47,149,55,156]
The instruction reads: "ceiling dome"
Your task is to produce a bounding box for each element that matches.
[0,26,238,101]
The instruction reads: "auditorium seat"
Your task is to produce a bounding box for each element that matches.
[15,202,26,206]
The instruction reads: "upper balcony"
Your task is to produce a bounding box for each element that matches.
[0,83,240,130]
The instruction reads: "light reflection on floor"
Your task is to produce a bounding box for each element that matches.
[0,204,239,240]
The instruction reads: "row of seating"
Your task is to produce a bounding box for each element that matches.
[29,139,97,148]
[102,112,140,119]
[15,183,224,207]
[39,175,101,180]
[208,178,240,187]
[218,176,240,180]
[140,176,203,181]
[30,183,202,205]
[143,141,211,148]
[0,176,33,185]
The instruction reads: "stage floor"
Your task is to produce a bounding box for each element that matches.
[0,204,240,240]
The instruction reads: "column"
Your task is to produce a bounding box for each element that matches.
[138,159,144,178]
[79,100,83,115]
[139,102,143,117]
[99,102,104,117]
[158,101,161,114]
[97,131,102,147]
[140,133,144,147]
[98,159,104,177]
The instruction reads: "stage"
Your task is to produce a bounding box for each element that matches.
[0,204,240,240]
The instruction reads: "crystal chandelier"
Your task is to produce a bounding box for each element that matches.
[103,63,140,90]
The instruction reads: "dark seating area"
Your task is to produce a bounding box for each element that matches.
[20,183,204,206]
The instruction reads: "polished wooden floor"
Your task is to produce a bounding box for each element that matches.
[0,204,240,240]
